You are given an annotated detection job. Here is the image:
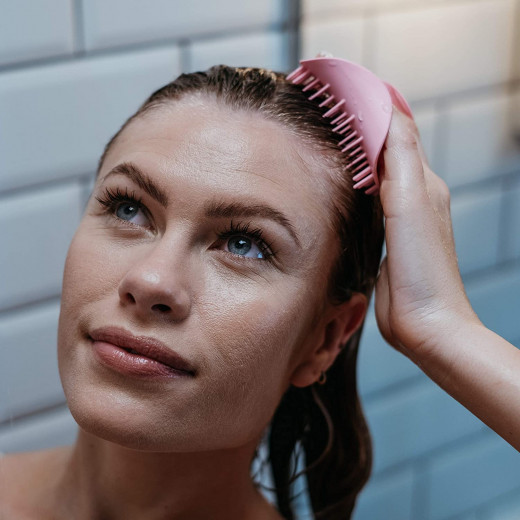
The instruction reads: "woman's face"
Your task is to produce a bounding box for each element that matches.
[58,97,347,452]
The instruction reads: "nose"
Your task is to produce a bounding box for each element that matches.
[117,242,192,322]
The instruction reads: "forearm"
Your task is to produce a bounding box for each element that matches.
[417,321,520,451]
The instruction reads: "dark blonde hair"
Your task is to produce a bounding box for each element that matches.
[99,65,384,519]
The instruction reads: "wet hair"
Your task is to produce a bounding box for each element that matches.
[98,66,384,519]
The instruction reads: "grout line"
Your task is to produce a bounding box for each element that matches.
[301,0,502,22]
[0,173,92,201]
[496,176,514,263]
[72,0,86,54]
[461,256,520,285]
[448,167,520,197]
[411,459,430,520]
[0,295,62,318]
[285,0,301,68]
[178,38,191,73]
[0,22,289,74]
[0,401,69,429]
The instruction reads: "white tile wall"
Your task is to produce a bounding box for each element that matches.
[486,493,520,520]
[0,406,77,453]
[0,301,64,422]
[442,90,520,188]
[353,466,414,520]
[0,0,75,66]
[302,0,450,18]
[372,0,516,101]
[366,379,483,473]
[0,183,82,310]
[428,433,520,520]
[0,47,181,192]
[1,1,519,518]
[358,311,423,397]
[412,103,439,171]
[503,180,520,261]
[466,266,520,344]
[82,0,286,51]
[451,187,502,274]
[188,31,289,73]
[300,16,366,66]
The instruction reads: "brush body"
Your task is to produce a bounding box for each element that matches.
[287,57,413,195]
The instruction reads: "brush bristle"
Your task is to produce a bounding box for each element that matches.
[287,65,376,193]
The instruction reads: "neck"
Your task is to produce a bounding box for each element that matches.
[54,429,275,520]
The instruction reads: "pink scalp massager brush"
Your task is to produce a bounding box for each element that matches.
[286,57,414,195]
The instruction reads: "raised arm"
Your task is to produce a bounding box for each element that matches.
[375,107,520,451]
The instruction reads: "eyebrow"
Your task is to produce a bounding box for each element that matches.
[101,161,301,248]
[101,162,169,207]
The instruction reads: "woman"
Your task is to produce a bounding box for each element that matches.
[1,65,519,520]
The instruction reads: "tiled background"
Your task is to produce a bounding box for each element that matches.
[0,1,519,519]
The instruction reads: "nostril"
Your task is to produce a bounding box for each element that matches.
[151,303,171,313]
[124,293,136,304]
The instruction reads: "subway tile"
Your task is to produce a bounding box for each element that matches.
[302,0,449,18]
[82,0,286,50]
[442,90,520,188]
[428,434,520,520]
[450,187,501,274]
[0,183,83,310]
[0,301,64,422]
[188,31,289,73]
[358,310,422,397]
[353,466,414,520]
[0,47,181,192]
[300,16,365,66]
[0,406,77,453]
[0,0,74,66]
[412,103,439,172]
[485,491,520,520]
[365,379,483,473]
[372,0,516,101]
[502,180,520,261]
[465,266,520,345]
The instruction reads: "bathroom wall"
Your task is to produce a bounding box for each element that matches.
[1,1,519,519]
[300,0,520,518]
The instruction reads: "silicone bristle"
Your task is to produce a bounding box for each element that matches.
[302,78,320,92]
[353,174,375,190]
[286,59,391,195]
[323,99,346,118]
[308,83,330,100]
[319,95,334,108]
[286,65,304,81]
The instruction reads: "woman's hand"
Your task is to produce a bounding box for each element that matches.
[375,108,479,364]
[374,108,520,451]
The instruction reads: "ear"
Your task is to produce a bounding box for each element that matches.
[289,292,368,388]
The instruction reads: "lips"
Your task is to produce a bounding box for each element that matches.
[89,326,196,376]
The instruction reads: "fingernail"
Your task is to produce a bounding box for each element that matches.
[384,82,414,121]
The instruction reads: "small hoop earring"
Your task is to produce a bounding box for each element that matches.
[317,371,327,385]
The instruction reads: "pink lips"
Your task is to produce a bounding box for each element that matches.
[89,326,195,378]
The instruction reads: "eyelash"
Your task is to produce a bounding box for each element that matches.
[216,220,275,261]
[94,188,276,261]
[96,186,145,218]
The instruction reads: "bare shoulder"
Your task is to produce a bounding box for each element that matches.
[0,447,71,519]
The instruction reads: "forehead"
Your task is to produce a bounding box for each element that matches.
[102,98,338,242]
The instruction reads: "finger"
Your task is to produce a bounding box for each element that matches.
[379,108,428,218]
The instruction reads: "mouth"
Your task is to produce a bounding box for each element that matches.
[88,326,196,378]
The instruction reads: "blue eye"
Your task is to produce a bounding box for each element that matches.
[217,222,274,261]
[116,202,139,220]
[95,187,150,228]
[227,236,265,259]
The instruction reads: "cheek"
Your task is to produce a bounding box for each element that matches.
[195,279,314,436]
[60,227,123,314]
